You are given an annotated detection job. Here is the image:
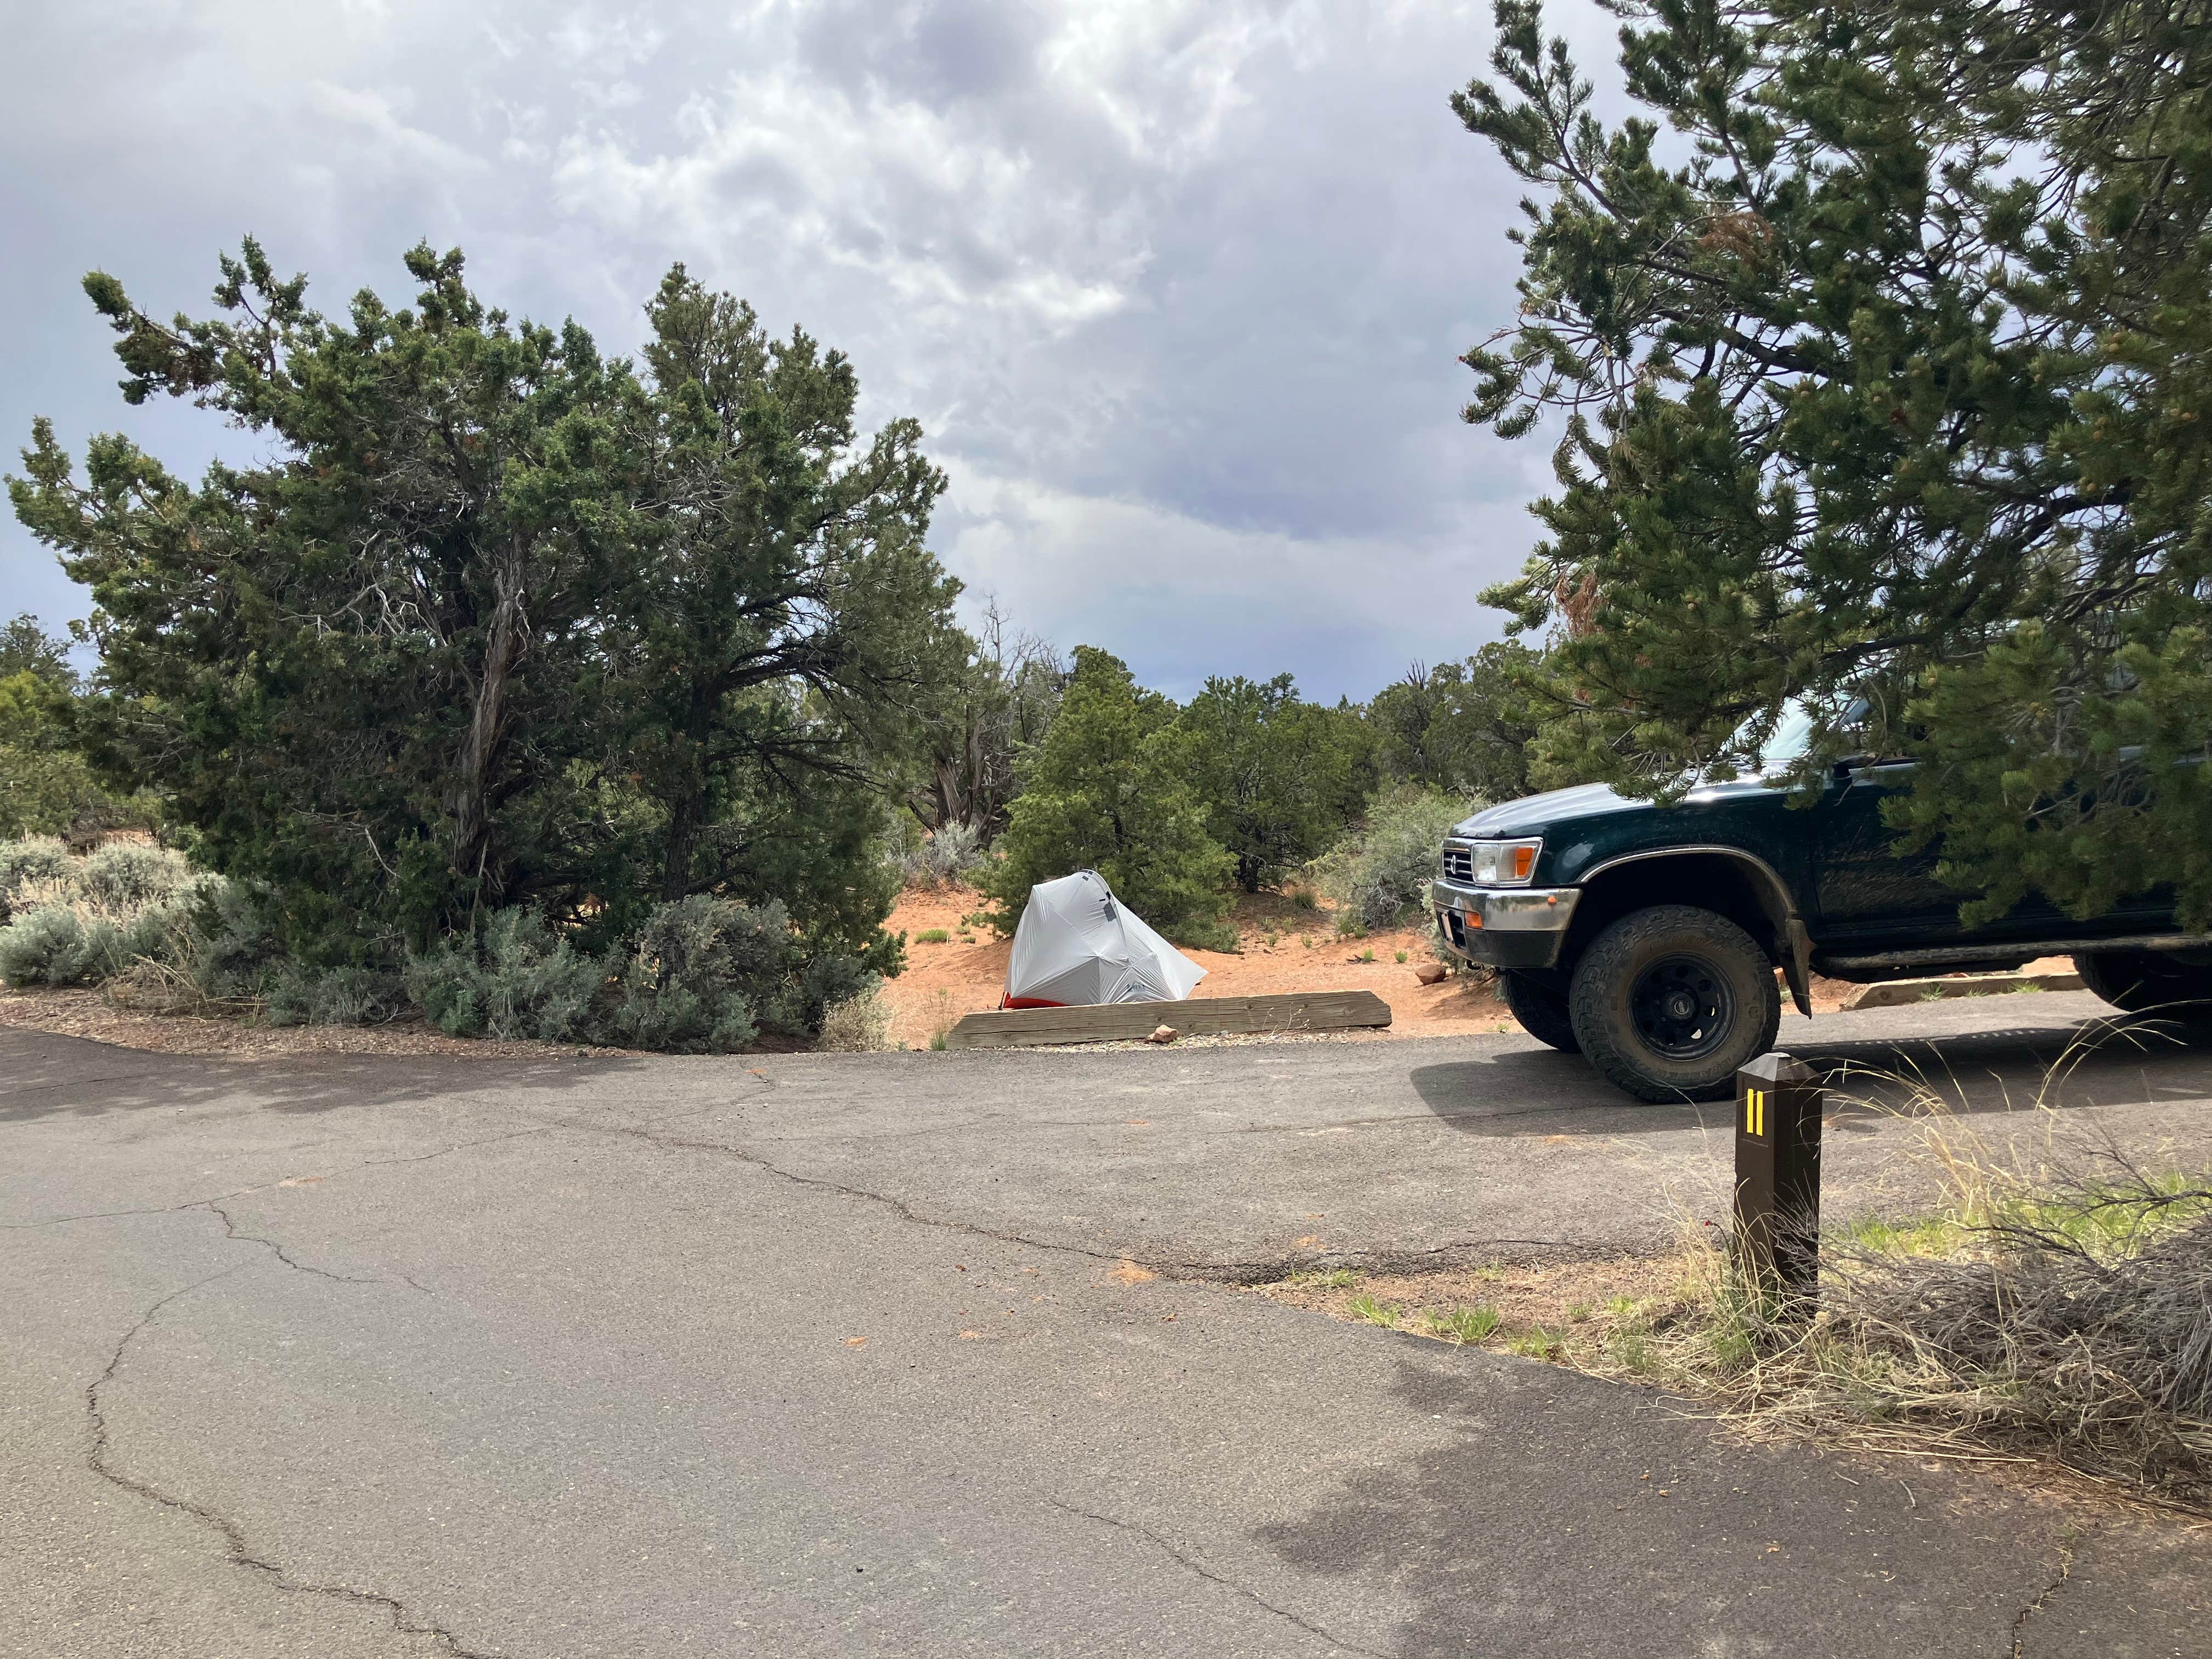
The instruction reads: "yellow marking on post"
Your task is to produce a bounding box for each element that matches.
[1745,1088,1765,1137]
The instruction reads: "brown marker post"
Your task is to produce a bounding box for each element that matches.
[1733,1051,1822,1306]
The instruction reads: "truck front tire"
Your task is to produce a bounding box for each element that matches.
[1500,970,1579,1052]
[1568,906,1781,1102]
[2074,950,2212,1041]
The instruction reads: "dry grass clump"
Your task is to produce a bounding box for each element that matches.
[1277,1027,2212,1512]
[1636,1034,2212,1513]
[1828,1163,2210,1497]
[816,985,896,1052]
[104,952,255,1018]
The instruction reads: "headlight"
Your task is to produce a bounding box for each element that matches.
[1444,838,1542,887]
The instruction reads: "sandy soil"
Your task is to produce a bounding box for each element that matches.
[880,883,1510,1049]
[1259,1255,1681,1348]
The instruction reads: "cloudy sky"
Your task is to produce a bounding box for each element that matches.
[0,0,1618,702]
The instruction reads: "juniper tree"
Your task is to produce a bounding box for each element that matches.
[1177,673,1374,892]
[899,599,1064,840]
[1456,0,2212,924]
[1368,641,1544,800]
[605,265,962,939]
[0,614,143,840]
[10,242,962,964]
[986,647,1237,945]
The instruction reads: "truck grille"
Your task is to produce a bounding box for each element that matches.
[1441,844,1475,884]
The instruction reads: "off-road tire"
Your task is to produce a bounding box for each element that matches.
[2074,950,2212,1043]
[1500,970,1579,1052]
[1568,906,1781,1102]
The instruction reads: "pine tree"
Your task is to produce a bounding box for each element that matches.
[1454,0,2212,924]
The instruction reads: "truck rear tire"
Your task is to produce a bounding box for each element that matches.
[1569,906,1781,1102]
[2074,950,2212,1041]
[1500,970,1579,1052]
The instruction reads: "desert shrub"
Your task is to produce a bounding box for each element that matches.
[1314,785,1482,932]
[176,877,280,1001]
[405,909,606,1041]
[0,836,77,921]
[1630,1061,2212,1510]
[795,948,877,1035]
[264,963,410,1027]
[81,842,191,910]
[0,906,129,986]
[890,818,985,890]
[816,983,894,1052]
[0,846,246,997]
[605,895,797,1053]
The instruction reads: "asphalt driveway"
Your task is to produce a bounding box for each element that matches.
[4,994,2208,1656]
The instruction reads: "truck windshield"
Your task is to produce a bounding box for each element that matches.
[1736,697,1868,773]
[1753,702,1818,770]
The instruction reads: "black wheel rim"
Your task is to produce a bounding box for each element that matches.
[1629,955,1734,1060]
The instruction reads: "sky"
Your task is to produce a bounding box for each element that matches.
[0,0,1620,702]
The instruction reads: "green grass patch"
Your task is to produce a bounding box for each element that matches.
[1841,1214,1963,1257]
[1607,1328,1654,1373]
[915,928,951,944]
[1346,1292,1402,1328]
[1426,1304,1502,1343]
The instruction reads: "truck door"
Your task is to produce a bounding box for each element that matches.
[1810,761,1965,946]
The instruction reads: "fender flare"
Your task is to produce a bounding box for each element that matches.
[1577,845,1814,1018]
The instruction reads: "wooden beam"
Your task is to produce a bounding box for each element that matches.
[944,989,1392,1051]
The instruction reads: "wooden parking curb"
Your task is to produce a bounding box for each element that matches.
[945,989,1392,1050]
[1840,969,2083,1011]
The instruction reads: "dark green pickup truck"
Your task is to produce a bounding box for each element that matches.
[1431,725,2212,1101]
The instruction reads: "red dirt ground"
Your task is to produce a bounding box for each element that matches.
[878,883,1513,1049]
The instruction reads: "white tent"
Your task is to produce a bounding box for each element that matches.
[1002,871,1207,1008]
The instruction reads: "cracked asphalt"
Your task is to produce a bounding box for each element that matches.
[5,992,2210,1657]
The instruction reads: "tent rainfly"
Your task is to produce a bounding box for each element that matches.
[1001,871,1206,1009]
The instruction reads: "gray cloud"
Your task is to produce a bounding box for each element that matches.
[0,0,1616,699]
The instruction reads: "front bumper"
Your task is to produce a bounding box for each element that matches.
[1430,881,1580,970]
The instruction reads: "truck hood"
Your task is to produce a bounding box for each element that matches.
[1454,783,1640,839]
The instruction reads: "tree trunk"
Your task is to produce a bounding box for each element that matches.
[660,691,715,902]
[662,789,699,903]
[448,538,527,918]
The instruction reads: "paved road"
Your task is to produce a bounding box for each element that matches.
[5,995,2209,1657]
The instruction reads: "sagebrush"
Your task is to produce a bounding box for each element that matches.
[1312,785,1480,932]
